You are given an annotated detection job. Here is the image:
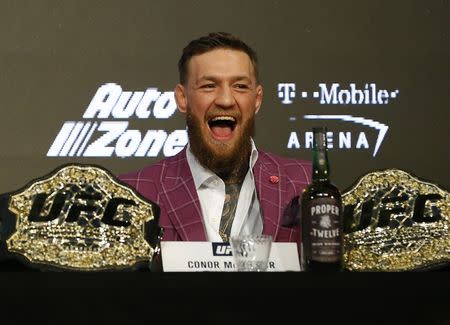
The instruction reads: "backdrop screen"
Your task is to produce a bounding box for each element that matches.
[1,0,449,194]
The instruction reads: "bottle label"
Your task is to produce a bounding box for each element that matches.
[306,198,342,263]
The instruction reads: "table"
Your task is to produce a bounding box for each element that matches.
[0,259,448,324]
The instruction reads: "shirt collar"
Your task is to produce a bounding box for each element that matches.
[186,139,259,190]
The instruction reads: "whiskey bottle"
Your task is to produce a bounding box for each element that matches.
[301,127,343,272]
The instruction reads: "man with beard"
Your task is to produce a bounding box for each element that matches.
[119,32,311,244]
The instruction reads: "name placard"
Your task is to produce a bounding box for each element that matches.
[161,241,301,272]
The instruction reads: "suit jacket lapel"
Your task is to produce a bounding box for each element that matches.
[162,149,206,241]
[254,151,286,240]
[163,149,288,241]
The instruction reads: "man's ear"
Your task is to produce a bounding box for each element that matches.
[175,84,187,113]
[255,84,263,114]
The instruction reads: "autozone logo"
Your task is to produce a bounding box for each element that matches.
[47,83,187,157]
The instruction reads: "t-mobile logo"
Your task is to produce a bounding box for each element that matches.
[278,83,296,104]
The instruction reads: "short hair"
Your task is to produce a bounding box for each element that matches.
[178,32,259,85]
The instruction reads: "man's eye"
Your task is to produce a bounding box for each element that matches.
[201,84,215,88]
[235,84,249,89]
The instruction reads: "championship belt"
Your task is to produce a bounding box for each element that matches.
[0,164,163,271]
[342,169,449,271]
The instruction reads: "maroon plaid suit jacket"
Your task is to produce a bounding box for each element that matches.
[118,148,311,244]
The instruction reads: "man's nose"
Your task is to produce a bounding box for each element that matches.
[214,86,235,108]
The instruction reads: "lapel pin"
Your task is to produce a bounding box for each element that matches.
[269,175,279,184]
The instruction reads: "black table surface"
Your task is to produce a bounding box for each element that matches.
[0,259,449,324]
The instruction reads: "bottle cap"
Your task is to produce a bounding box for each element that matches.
[312,127,328,150]
[312,126,327,134]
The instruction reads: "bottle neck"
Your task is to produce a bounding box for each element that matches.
[312,147,330,182]
[312,130,330,182]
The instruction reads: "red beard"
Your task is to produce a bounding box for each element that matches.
[186,112,255,183]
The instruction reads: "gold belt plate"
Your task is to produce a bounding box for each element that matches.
[7,164,160,271]
[342,169,449,271]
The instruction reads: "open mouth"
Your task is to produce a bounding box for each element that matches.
[208,116,237,139]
